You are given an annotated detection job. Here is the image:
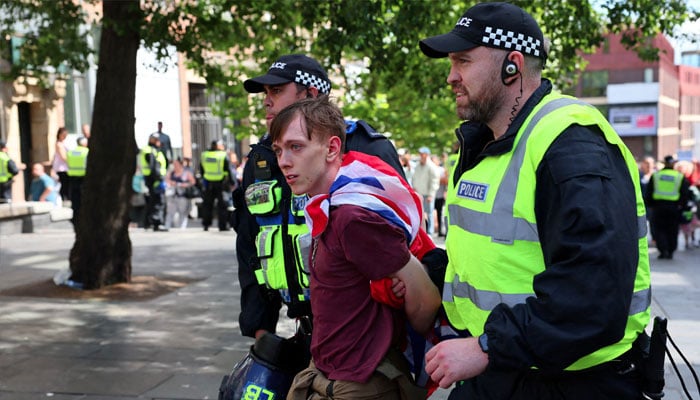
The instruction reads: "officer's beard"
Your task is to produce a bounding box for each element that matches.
[456,70,507,124]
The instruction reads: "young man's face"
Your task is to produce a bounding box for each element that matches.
[272,113,332,197]
[263,83,307,130]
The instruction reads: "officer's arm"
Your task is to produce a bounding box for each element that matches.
[7,159,19,176]
[392,254,440,335]
[236,156,282,338]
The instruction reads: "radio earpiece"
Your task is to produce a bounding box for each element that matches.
[501,52,519,86]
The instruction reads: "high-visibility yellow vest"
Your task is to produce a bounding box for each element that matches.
[444,93,651,371]
[140,145,166,177]
[66,147,89,177]
[201,150,228,181]
[245,178,311,302]
[0,152,11,183]
[651,169,683,201]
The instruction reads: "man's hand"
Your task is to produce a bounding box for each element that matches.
[425,337,488,388]
[391,277,406,299]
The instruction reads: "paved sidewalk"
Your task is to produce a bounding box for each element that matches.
[0,224,698,399]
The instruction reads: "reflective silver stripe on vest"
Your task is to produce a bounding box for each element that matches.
[257,228,273,281]
[443,273,530,309]
[446,97,651,315]
[445,273,651,316]
[449,98,582,244]
[449,97,647,243]
[637,215,647,239]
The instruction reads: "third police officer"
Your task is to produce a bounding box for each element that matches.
[140,133,167,231]
[66,136,89,227]
[200,139,236,231]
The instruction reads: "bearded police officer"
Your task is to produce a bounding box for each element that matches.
[420,3,651,399]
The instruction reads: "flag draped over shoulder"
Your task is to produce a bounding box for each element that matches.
[304,150,443,396]
[304,151,435,259]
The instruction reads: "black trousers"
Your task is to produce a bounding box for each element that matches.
[69,177,83,226]
[202,180,229,230]
[57,171,70,201]
[448,357,642,400]
[0,182,11,202]
[144,175,164,228]
[650,205,680,256]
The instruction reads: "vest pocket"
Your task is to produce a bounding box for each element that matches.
[245,180,281,215]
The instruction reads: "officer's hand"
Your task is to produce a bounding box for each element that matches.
[425,337,488,388]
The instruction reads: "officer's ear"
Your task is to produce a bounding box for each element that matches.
[306,86,319,99]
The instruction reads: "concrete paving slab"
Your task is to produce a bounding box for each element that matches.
[0,224,698,400]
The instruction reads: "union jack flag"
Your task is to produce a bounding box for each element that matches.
[304,151,432,256]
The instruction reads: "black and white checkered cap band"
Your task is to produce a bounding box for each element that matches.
[482,26,542,58]
[295,70,331,94]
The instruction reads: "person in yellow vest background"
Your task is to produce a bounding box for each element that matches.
[420,2,652,399]
[140,133,167,231]
[199,139,236,231]
[644,155,691,260]
[0,140,24,203]
[66,136,89,226]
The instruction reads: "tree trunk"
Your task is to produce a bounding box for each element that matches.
[69,0,141,289]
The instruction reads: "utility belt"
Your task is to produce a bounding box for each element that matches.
[456,325,666,398]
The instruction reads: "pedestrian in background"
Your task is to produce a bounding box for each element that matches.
[52,127,71,204]
[164,157,196,230]
[645,155,691,259]
[152,121,173,167]
[420,2,651,399]
[81,123,91,140]
[412,146,440,235]
[435,153,448,237]
[28,163,57,204]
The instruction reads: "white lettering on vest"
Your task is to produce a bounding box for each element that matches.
[457,180,489,201]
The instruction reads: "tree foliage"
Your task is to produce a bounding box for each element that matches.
[0,0,696,287]
[3,0,697,153]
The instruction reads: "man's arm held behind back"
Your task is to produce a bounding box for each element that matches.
[392,255,441,335]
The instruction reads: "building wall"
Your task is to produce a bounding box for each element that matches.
[579,32,687,162]
[0,77,65,202]
[678,65,700,157]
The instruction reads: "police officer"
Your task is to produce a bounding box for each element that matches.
[0,140,22,203]
[140,133,167,231]
[645,155,691,259]
[200,139,235,231]
[66,136,89,226]
[234,54,406,343]
[420,3,651,399]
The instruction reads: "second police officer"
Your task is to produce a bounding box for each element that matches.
[233,54,408,349]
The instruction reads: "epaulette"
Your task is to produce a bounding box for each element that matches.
[345,119,385,140]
